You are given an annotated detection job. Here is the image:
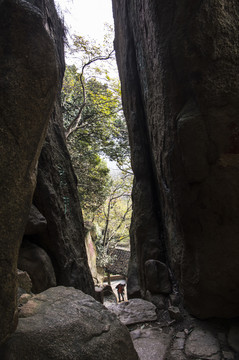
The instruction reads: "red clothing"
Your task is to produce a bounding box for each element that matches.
[116,284,125,294]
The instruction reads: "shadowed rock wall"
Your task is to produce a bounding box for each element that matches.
[0,0,95,345]
[0,0,58,344]
[112,0,239,318]
[32,0,95,297]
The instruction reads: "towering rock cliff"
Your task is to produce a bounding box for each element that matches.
[32,0,95,296]
[0,0,58,344]
[0,0,94,345]
[112,0,239,318]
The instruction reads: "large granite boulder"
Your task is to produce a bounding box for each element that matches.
[106,298,157,326]
[131,328,172,360]
[18,240,56,293]
[33,94,95,295]
[0,0,57,345]
[185,328,220,359]
[112,0,239,318]
[0,286,139,360]
[145,260,172,295]
[32,0,95,297]
[112,2,167,301]
[24,205,47,235]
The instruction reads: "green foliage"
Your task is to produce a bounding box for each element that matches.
[61,31,132,266]
[93,173,133,267]
[62,63,130,212]
[62,65,129,159]
[69,141,112,214]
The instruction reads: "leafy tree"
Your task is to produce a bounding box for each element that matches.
[62,27,130,161]
[62,63,129,212]
[61,31,132,265]
[62,65,126,159]
[93,173,133,267]
[64,26,117,138]
[61,30,131,211]
[69,140,112,215]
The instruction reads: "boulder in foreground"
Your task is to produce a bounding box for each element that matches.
[0,286,139,360]
[106,298,157,326]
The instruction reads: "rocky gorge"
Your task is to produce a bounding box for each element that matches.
[0,0,239,358]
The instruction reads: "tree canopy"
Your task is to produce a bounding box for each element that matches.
[62,62,130,211]
[61,31,132,266]
[93,173,132,267]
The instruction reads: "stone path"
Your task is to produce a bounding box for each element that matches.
[131,328,172,360]
[104,280,128,302]
[104,296,239,360]
[107,298,157,325]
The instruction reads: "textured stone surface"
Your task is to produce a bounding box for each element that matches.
[33,109,95,295]
[145,291,166,310]
[169,293,181,307]
[18,240,56,293]
[107,301,239,360]
[145,259,172,294]
[228,323,239,352]
[18,293,32,306]
[106,298,157,326]
[168,350,187,360]
[0,286,139,360]
[102,285,117,307]
[32,0,95,297]
[0,0,57,345]
[17,270,32,294]
[222,351,235,360]
[185,328,220,359]
[168,306,183,321]
[24,205,47,235]
[112,0,239,318]
[131,328,172,360]
[173,331,186,350]
[85,226,98,284]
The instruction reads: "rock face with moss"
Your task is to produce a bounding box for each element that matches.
[112,0,239,318]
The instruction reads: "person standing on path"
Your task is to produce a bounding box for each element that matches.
[116,283,125,302]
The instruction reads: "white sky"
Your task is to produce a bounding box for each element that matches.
[56,0,114,43]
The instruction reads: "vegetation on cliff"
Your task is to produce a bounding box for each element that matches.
[61,30,132,266]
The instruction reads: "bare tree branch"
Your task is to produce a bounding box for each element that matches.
[65,50,114,139]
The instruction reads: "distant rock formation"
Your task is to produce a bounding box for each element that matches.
[112,0,239,318]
